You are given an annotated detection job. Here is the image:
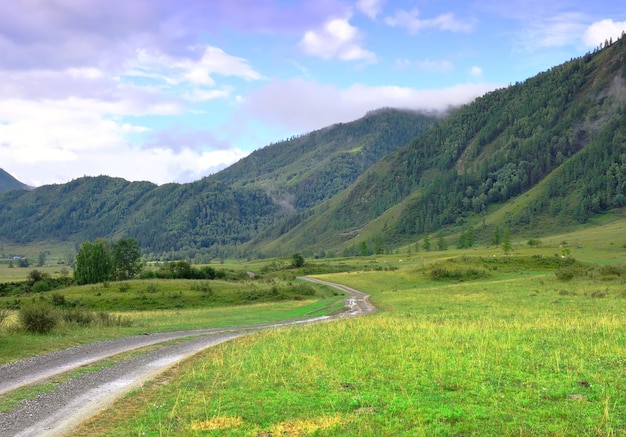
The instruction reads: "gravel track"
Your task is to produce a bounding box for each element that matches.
[0,278,375,436]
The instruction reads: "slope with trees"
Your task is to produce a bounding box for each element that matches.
[254,35,626,255]
[213,108,438,209]
[0,110,436,260]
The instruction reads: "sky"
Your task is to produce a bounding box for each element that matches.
[1,1,625,187]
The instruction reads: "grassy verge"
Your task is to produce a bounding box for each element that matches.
[0,279,344,365]
[73,256,626,436]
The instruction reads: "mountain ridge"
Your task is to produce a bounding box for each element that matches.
[0,109,437,260]
[0,169,30,193]
[1,37,626,260]
[245,36,626,256]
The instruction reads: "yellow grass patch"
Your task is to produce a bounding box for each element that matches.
[268,415,342,436]
[190,415,244,431]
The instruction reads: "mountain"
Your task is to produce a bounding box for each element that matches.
[2,37,626,260]
[213,108,438,210]
[0,109,436,260]
[0,169,29,193]
[248,36,626,256]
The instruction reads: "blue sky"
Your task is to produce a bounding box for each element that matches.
[0,0,625,186]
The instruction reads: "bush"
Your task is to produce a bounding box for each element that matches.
[31,280,53,293]
[19,303,59,334]
[431,267,489,281]
[96,311,133,327]
[190,281,213,294]
[62,308,94,326]
[0,308,10,326]
[51,293,66,306]
[555,268,575,281]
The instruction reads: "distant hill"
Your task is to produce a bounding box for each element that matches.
[0,109,436,260]
[3,37,626,260]
[0,169,29,193]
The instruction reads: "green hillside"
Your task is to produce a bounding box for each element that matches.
[2,37,626,260]
[0,169,29,193]
[213,108,438,209]
[0,176,279,260]
[0,110,435,260]
[253,36,626,256]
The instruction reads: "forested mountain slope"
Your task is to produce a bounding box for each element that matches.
[0,176,280,260]
[0,169,29,193]
[0,109,436,260]
[213,109,438,210]
[254,36,626,255]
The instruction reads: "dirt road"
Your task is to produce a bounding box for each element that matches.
[0,278,374,437]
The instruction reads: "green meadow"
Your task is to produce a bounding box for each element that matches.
[65,225,626,436]
[2,221,626,435]
[0,276,343,364]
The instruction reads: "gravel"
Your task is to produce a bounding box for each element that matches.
[0,278,375,436]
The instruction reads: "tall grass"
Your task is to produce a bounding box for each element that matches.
[74,258,626,436]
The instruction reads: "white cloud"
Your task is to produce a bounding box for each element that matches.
[385,9,474,34]
[183,88,231,102]
[241,78,499,132]
[0,88,239,186]
[514,12,587,52]
[396,59,454,73]
[583,19,626,47]
[469,65,483,78]
[128,45,263,88]
[356,0,385,19]
[300,18,377,63]
[5,145,248,187]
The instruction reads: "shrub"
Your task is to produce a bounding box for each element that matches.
[19,303,59,334]
[555,268,575,281]
[0,308,10,326]
[431,267,489,281]
[28,269,50,283]
[599,265,625,277]
[51,293,66,306]
[293,284,316,296]
[31,280,53,293]
[190,281,213,294]
[139,270,157,279]
[96,312,133,327]
[62,308,94,326]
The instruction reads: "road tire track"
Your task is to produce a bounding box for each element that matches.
[0,277,374,436]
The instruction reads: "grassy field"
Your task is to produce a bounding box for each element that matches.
[66,234,626,436]
[2,223,626,435]
[0,277,344,364]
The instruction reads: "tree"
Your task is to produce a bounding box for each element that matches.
[38,251,47,267]
[501,227,513,255]
[359,241,370,256]
[422,235,431,251]
[291,253,305,268]
[457,226,476,249]
[167,260,193,279]
[112,238,143,280]
[74,238,143,285]
[491,226,501,247]
[437,233,447,251]
[374,234,385,255]
[74,239,113,285]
